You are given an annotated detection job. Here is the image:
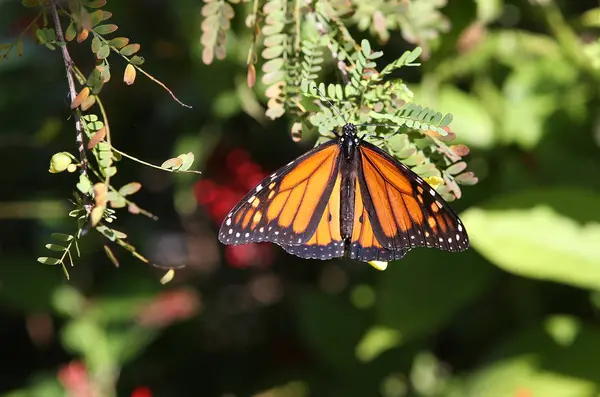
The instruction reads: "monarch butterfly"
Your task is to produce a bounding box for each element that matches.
[218,123,469,262]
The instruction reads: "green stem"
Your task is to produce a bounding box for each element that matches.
[110,146,202,174]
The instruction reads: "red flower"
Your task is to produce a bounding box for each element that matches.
[131,386,152,397]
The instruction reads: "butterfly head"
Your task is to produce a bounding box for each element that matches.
[338,123,360,159]
[340,123,360,145]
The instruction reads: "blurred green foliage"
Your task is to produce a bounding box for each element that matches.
[2,0,600,397]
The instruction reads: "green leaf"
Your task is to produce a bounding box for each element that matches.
[119,43,140,56]
[405,47,422,63]
[87,0,108,7]
[65,22,76,41]
[109,195,127,208]
[462,205,600,290]
[52,233,74,242]
[103,166,117,177]
[355,326,402,362]
[178,152,195,171]
[96,43,110,59]
[119,182,142,196]
[262,45,284,59]
[35,28,46,44]
[45,244,65,252]
[86,68,104,94]
[475,0,503,23]
[263,58,284,73]
[160,269,175,285]
[38,257,62,265]
[103,245,119,267]
[91,36,101,53]
[94,24,118,35]
[361,39,371,57]
[454,324,600,397]
[414,85,494,148]
[76,174,92,194]
[129,55,144,65]
[161,157,183,170]
[109,36,129,49]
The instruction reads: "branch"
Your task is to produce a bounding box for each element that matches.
[50,0,89,178]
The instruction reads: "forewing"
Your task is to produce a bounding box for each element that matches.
[357,141,469,253]
[280,172,345,260]
[218,140,341,247]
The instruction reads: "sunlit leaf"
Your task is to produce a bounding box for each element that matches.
[94,24,118,35]
[160,269,175,284]
[161,157,183,170]
[71,87,90,109]
[123,63,136,85]
[51,233,73,242]
[38,257,61,265]
[103,245,119,267]
[45,244,65,252]
[120,43,140,56]
[119,182,142,196]
[463,205,600,290]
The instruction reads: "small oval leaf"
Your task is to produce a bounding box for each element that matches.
[38,257,62,265]
[120,43,140,56]
[123,63,136,85]
[119,182,142,196]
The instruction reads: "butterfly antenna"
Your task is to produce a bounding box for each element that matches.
[313,84,348,127]
[357,123,403,141]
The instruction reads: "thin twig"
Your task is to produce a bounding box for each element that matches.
[0,11,43,62]
[133,65,192,108]
[50,0,89,178]
[110,146,202,174]
[93,32,192,108]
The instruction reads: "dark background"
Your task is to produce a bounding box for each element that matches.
[2,0,600,396]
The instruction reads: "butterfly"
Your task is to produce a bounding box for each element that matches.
[218,123,469,262]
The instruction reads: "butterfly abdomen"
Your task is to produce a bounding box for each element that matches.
[339,124,361,255]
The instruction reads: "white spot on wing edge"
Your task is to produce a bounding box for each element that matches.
[429,188,435,196]
[247,195,256,203]
[458,224,463,232]
[228,229,233,235]
[226,218,231,226]
[256,184,263,192]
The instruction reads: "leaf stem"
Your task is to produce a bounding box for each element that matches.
[110,146,202,175]
[49,0,90,178]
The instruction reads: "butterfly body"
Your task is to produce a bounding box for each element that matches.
[338,124,360,245]
[219,124,469,262]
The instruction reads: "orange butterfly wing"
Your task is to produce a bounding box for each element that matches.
[347,176,408,261]
[280,172,344,259]
[352,141,469,260]
[218,140,344,259]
